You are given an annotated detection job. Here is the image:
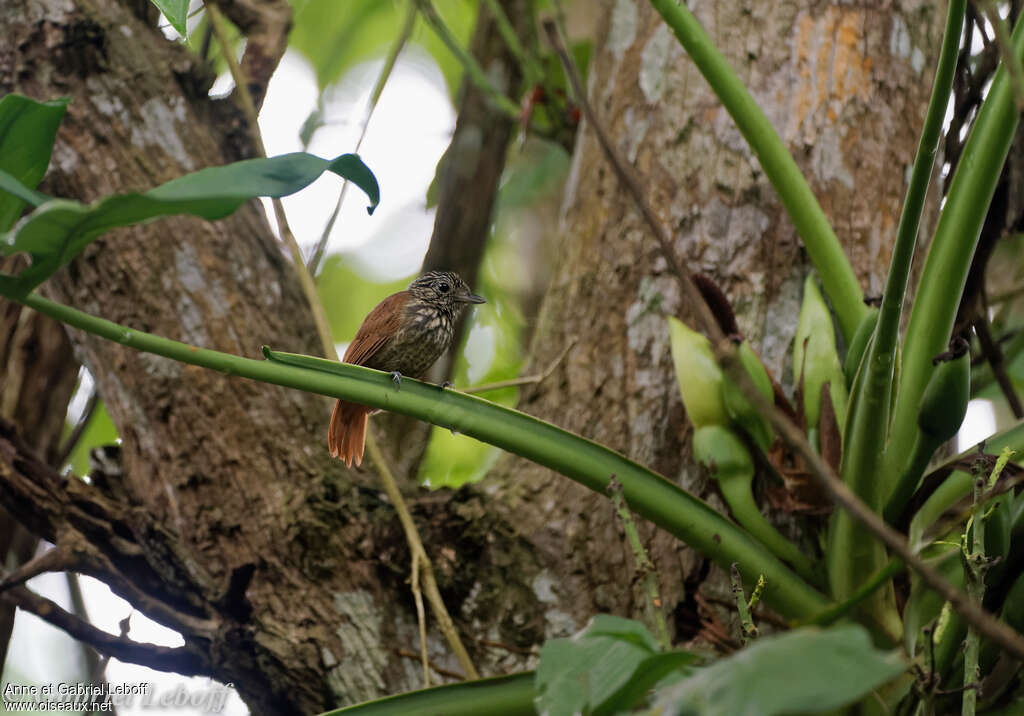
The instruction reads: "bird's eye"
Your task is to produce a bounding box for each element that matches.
[438,282,450,293]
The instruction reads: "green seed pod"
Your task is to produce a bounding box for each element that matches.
[794,275,849,432]
[721,341,774,451]
[668,316,727,428]
[843,308,878,388]
[918,348,970,443]
[693,424,755,482]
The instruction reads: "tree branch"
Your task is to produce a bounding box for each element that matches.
[1,585,210,676]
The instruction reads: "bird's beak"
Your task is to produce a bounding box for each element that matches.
[460,292,486,304]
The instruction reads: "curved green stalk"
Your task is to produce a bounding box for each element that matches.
[827,0,964,617]
[886,16,1024,483]
[647,0,864,342]
[322,672,535,716]
[21,292,828,619]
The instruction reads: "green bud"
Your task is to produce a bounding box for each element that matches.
[721,341,775,451]
[693,424,754,484]
[668,316,727,428]
[918,348,970,443]
[794,275,849,432]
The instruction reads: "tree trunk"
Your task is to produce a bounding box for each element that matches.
[0,0,946,712]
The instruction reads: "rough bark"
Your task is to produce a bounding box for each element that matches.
[482,0,946,641]
[0,0,949,712]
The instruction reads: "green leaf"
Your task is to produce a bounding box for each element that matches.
[0,153,379,297]
[320,672,536,716]
[150,0,189,36]
[534,615,698,716]
[65,400,118,477]
[651,624,906,715]
[0,94,67,232]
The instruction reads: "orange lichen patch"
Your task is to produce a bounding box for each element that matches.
[792,8,874,139]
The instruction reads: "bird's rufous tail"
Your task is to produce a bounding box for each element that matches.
[328,400,369,468]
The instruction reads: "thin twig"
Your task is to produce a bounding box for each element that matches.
[544,18,1024,662]
[0,585,209,675]
[411,551,430,688]
[395,648,467,681]
[974,318,1024,418]
[608,476,671,650]
[306,3,417,276]
[209,4,479,680]
[414,0,522,119]
[365,435,480,679]
[481,0,544,86]
[461,337,576,394]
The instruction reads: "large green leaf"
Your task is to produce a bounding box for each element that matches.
[0,94,67,232]
[0,153,379,297]
[534,615,698,715]
[65,400,118,477]
[149,0,188,36]
[651,624,906,715]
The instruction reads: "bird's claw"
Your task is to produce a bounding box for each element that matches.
[390,371,403,387]
[441,380,454,390]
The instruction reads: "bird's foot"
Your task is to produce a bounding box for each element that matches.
[390,371,403,387]
[440,380,454,390]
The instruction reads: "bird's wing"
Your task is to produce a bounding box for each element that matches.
[342,291,408,366]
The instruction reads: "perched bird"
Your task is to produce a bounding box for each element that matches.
[328,270,485,467]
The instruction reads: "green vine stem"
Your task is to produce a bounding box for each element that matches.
[19,291,829,619]
[647,0,865,342]
[885,15,1024,486]
[608,476,672,650]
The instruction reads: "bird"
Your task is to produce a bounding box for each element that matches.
[328,270,485,467]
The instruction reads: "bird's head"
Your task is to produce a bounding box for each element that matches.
[408,271,485,313]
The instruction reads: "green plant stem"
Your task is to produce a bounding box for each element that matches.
[323,672,536,716]
[19,291,829,619]
[481,0,543,86]
[962,471,987,716]
[886,15,1024,486]
[717,476,820,586]
[829,0,964,621]
[800,558,904,628]
[908,421,1024,550]
[730,563,758,644]
[647,0,865,342]
[608,477,671,650]
[413,0,522,119]
[884,433,941,526]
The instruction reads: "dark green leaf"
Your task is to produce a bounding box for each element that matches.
[652,625,906,716]
[535,615,697,716]
[0,153,379,297]
[0,94,67,232]
[150,0,189,36]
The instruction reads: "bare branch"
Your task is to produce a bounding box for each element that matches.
[1,585,210,676]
